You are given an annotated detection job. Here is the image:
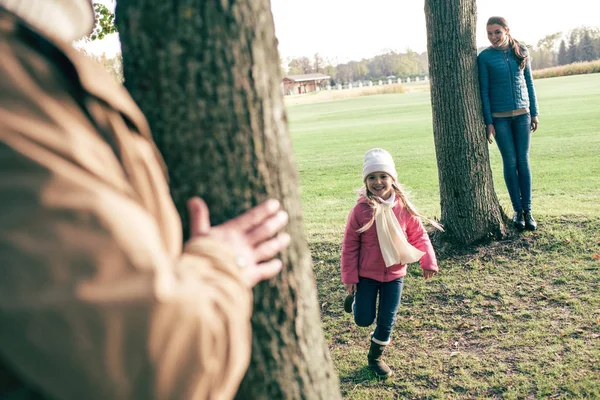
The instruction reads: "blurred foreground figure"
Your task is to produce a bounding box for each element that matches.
[0,1,289,399]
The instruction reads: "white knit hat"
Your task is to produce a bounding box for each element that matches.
[362,148,398,181]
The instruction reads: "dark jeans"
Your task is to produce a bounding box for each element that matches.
[353,277,403,345]
[493,113,532,212]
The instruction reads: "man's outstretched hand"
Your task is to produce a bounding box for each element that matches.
[187,197,291,287]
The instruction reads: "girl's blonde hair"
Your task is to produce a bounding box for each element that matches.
[356,181,444,233]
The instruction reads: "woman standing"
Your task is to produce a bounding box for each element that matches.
[478,16,540,231]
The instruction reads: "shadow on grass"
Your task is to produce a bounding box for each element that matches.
[339,365,378,385]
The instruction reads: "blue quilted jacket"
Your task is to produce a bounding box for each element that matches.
[477,46,539,126]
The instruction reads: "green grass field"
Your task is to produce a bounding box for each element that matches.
[287,74,600,399]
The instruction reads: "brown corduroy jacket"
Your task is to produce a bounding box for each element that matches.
[0,10,252,400]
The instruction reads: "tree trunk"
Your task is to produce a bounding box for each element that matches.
[424,0,506,244]
[116,1,341,399]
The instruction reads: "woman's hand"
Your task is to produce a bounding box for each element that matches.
[486,124,496,144]
[344,283,357,295]
[187,197,291,288]
[531,116,539,132]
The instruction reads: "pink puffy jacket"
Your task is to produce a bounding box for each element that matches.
[341,196,438,284]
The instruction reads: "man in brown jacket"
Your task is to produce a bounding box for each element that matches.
[0,1,290,399]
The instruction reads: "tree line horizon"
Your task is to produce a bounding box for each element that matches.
[284,25,600,84]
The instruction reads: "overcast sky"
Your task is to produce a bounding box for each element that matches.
[271,0,600,62]
[84,0,599,63]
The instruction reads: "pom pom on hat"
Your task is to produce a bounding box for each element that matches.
[362,148,398,181]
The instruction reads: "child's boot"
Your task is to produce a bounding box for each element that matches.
[367,340,393,378]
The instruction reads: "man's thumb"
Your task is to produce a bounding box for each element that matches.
[188,197,210,237]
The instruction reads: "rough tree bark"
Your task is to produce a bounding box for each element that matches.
[424,0,506,244]
[116,1,341,399]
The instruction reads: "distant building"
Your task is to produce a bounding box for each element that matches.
[282,73,331,95]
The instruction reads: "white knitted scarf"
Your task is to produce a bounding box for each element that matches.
[375,192,425,267]
[0,0,94,42]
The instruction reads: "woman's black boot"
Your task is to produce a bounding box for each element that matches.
[513,211,525,231]
[524,211,537,231]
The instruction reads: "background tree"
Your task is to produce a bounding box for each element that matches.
[395,49,421,78]
[287,57,304,75]
[578,30,598,61]
[279,55,286,77]
[286,56,313,75]
[313,52,324,73]
[567,31,579,63]
[284,50,431,84]
[531,32,561,70]
[348,60,368,81]
[335,63,354,83]
[287,58,304,75]
[86,3,117,41]
[371,51,396,78]
[424,0,506,244]
[116,1,341,399]
[323,59,337,84]
[296,56,314,73]
[558,39,568,65]
[417,51,430,76]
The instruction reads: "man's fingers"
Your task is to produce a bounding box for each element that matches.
[246,210,289,246]
[188,197,211,237]
[229,199,282,232]
[252,232,291,263]
[245,259,283,287]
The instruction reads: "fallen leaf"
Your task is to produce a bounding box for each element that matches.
[457,322,469,330]
[593,254,600,260]
[572,260,579,264]
[450,351,460,357]
[542,264,549,269]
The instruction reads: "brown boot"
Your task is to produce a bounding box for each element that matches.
[367,340,393,378]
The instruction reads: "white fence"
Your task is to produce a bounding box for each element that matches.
[326,76,429,91]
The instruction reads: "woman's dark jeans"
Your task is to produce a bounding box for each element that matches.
[353,277,403,345]
[493,113,532,212]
